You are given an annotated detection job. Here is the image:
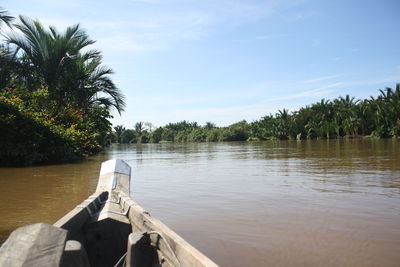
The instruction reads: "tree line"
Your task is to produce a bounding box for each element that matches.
[114,84,400,144]
[0,7,125,165]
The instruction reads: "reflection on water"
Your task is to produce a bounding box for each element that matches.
[0,139,399,266]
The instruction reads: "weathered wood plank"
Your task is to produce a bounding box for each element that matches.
[84,218,131,267]
[0,223,67,267]
[60,240,90,267]
[96,159,131,194]
[54,191,107,231]
[126,232,155,267]
[121,197,218,267]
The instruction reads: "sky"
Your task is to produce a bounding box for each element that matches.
[2,0,400,127]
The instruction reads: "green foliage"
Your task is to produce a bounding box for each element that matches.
[247,137,260,142]
[114,84,400,144]
[121,129,135,143]
[0,98,80,165]
[113,125,125,143]
[206,129,221,142]
[0,86,114,165]
[150,127,163,143]
[6,15,125,114]
[0,9,123,165]
[219,121,250,141]
[187,128,207,142]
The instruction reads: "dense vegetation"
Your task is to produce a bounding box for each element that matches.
[0,8,125,165]
[113,84,400,144]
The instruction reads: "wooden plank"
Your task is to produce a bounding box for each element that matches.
[60,240,90,267]
[121,197,218,267]
[54,191,107,231]
[0,223,67,267]
[126,232,155,267]
[84,218,131,267]
[96,159,131,196]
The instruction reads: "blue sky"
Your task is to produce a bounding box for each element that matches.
[3,0,400,127]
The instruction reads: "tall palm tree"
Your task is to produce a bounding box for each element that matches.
[6,16,125,114]
[7,16,94,92]
[373,85,400,137]
[274,109,292,139]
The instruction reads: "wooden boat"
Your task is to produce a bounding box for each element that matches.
[0,159,218,267]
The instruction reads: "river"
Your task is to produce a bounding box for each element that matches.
[0,139,399,266]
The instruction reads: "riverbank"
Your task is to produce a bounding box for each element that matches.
[112,85,400,144]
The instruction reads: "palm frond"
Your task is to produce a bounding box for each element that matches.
[0,7,13,28]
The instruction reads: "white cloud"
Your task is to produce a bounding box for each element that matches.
[342,76,400,87]
[269,83,342,101]
[302,74,341,84]
[8,0,309,52]
[96,36,158,52]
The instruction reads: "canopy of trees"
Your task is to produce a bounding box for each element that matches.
[0,7,125,165]
[114,85,400,144]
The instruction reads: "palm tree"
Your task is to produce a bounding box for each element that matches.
[338,94,358,108]
[372,85,400,137]
[114,125,125,143]
[274,109,292,139]
[312,99,333,121]
[63,53,125,114]
[305,120,321,139]
[330,95,360,138]
[7,16,94,92]
[6,15,125,114]
[134,122,144,135]
[355,100,371,136]
[204,121,216,129]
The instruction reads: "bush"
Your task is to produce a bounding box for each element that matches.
[0,101,81,165]
[206,129,221,142]
[187,128,207,142]
[0,87,113,166]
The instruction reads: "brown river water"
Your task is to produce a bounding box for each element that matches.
[0,140,399,266]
